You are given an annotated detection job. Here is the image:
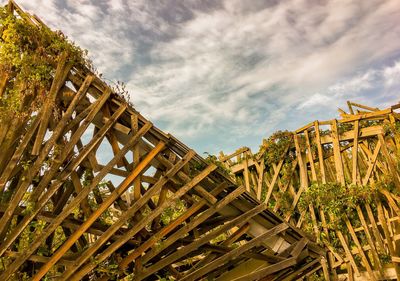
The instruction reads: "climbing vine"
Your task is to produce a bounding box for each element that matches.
[298,182,378,230]
[0,6,90,119]
[258,130,294,163]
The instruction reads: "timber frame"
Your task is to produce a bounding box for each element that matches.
[221,101,400,280]
[0,1,324,280]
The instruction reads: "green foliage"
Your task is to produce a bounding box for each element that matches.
[156,275,175,281]
[259,130,293,163]
[94,258,122,279]
[0,5,91,119]
[337,122,353,134]
[204,153,231,176]
[160,198,186,225]
[383,121,400,138]
[274,191,292,216]
[307,272,325,281]
[379,253,392,264]
[299,182,377,230]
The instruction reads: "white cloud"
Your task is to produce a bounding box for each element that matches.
[3,0,400,153]
[299,61,400,112]
[384,61,400,88]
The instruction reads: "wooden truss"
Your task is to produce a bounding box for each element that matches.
[221,102,400,280]
[0,1,324,280]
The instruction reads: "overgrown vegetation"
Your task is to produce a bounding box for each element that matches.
[298,182,378,231]
[258,130,294,163]
[0,5,90,119]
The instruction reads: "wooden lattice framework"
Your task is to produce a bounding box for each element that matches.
[220,101,400,280]
[0,1,324,280]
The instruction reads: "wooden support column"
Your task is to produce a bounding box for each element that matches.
[243,156,251,192]
[304,130,317,182]
[294,134,308,189]
[314,121,326,183]
[256,159,265,200]
[352,120,359,184]
[331,120,345,185]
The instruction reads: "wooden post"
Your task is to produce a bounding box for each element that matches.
[331,120,345,185]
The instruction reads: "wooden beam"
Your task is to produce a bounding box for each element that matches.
[331,120,345,185]
[352,120,359,184]
[32,142,166,281]
[60,150,197,280]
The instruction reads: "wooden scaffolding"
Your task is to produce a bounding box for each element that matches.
[220,102,400,280]
[0,1,324,280]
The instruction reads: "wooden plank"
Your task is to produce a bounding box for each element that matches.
[70,171,92,217]
[365,204,385,252]
[103,104,128,167]
[232,257,298,281]
[294,134,308,188]
[32,142,166,281]
[295,121,314,134]
[69,164,221,281]
[0,115,40,191]
[377,200,400,279]
[243,156,251,192]
[356,206,383,277]
[136,204,268,280]
[60,150,198,280]
[131,114,141,201]
[352,120,359,184]
[336,229,361,276]
[265,158,284,204]
[139,186,245,266]
[347,101,355,114]
[378,134,400,189]
[304,130,317,181]
[119,184,245,272]
[0,71,8,97]
[344,216,376,280]
[32,52,71,155]
[320,125,384,145]
[256,159,265,200]
[0,74,95,238]
[180,223,290,281]
[219,147,249,162]
[339,108,391,123]
[349,102,380,112]
[188,223,251,274]
[389,114,400,151]
[331,120,345,184]
[0,121,152,278]
[362,141,381,185]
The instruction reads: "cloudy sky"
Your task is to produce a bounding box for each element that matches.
[6,0,400,155]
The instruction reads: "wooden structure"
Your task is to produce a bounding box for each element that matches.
[0,2,324,280]
[220,101,400,280]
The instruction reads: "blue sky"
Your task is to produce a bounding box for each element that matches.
[6,0,400,155]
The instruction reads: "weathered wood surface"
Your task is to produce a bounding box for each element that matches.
[0,1,323,280]
[221,101,400,280]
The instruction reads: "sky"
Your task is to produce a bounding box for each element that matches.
[4,0,400,155]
